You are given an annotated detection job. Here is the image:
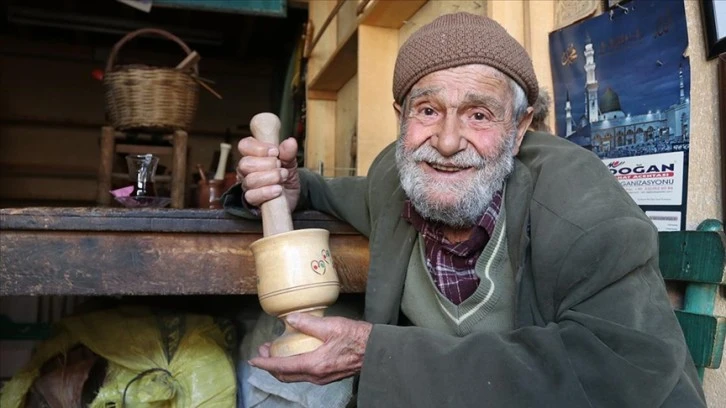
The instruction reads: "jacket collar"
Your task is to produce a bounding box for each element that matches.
[505,158,533,276]
[505,158,541,327]
[364,183,417,325]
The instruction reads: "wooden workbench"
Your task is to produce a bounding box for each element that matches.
[0,207,370,296]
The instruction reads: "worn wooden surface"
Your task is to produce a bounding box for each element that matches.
[170,130,188,209]
[659,230,726,284]
[96,126,115,206]
[675,311,726,369]
[660,227,726,377]
[0,208,369,296]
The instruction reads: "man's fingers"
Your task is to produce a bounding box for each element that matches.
[249,351,315,373]
[284,313,336,340]
[243,168,288,191]
[239,156,281,175]
[249,351,358,385]
[244,185,283,206]
[278,138,298,165]
[238,137,278,158]
[257,342,272,358]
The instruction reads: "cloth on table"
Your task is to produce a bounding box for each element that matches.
[237,299,363,408]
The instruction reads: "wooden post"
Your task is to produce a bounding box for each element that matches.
[171,130,188,209]
[97,126,115,206]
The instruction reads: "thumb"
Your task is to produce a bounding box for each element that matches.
[278,137,299,167]
[284,312,328,339]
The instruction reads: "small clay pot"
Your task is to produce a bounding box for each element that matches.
[250,228,340,357]
[197,179,225,209]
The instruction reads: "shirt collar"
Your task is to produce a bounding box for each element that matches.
[401,187,503,254]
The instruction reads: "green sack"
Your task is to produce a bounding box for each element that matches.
[0,306,237,407]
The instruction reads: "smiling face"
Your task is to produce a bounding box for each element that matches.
[395,64,532,228]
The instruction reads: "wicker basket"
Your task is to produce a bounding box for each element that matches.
[103,28,199,132]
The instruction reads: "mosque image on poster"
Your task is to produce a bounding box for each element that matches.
[561,35,690,159]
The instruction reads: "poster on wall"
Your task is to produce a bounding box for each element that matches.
[549,0,690,231]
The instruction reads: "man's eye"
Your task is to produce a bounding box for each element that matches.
[472,112,486,121]
[422,107,435,116]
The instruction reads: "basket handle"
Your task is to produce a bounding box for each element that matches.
[105,28,199,75]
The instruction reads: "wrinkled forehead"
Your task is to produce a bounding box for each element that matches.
[407,64,514,104]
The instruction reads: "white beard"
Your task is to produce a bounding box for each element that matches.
[395,129,517,228]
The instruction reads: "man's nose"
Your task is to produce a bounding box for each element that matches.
[432,114,465,157]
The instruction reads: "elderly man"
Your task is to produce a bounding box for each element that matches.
[226,12,705,407]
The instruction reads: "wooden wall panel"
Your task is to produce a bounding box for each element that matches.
[337,0,359,43]
[335,74,358,177]
[399,1,487,47]
[487,0,525,44]
[305,99,336,176]
[307,0,338,81]
[357,25,398,176]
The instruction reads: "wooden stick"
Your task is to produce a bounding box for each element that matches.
[214,143,232,181]
[195,78,223,99]
[303,20,314,59]
[250,113,294,237]
[175,50,200,71]
[197,164,208,183]
[174,50,222,99]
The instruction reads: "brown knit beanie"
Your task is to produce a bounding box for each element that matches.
[393,12,539,107]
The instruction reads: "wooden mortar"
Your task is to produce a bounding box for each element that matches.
[248,112,340,357]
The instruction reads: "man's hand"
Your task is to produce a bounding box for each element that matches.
[237,136,300,212]
[249,312,373,385]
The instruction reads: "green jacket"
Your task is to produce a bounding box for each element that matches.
[225,131,705,407]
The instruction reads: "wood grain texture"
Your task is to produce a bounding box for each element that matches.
[675,311,725,369]
[171,130,188,209]
[304,100,336,176]
[0,208,359,233]
[357,25,398,176]
[308,29,358,92]
[659,231,726,284]
[96,126,115,206]
[335,74,358,177]
[306,0,338,82]
[358,0,428,28]
[0,208,369,296]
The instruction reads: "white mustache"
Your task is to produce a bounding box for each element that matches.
[409,145,485,169]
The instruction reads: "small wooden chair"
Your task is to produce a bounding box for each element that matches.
[658,220,726,380]
[96,126,188,208]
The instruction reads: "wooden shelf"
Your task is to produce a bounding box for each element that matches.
[305,0,429,176]
[0,208,369,296]
[308,27,358,93]
[358,0,427,28]
[307,0,427,94]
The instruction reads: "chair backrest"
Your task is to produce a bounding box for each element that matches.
[658,228,726,380]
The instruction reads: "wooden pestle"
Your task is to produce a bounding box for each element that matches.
[213,142,232,181]
[250,113,294,237]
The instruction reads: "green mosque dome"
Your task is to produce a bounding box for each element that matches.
[600,87,622,113]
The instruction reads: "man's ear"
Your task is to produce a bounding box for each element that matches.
[393,102,402,122]
[512,107,534,156]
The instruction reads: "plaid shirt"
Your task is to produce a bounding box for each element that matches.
[402,189,503,305]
